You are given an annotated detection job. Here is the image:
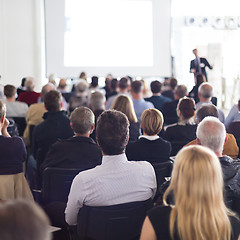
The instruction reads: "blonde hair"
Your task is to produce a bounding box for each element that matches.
[163,145,232,240]
[141,108,163,135]
[111,95,137,123]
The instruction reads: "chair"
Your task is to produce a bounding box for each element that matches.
[77,198,153,240]
[0,172,34,201]
[41,167,81,204]
[12,117,27,136]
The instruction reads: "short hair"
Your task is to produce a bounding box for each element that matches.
[70,107,95,135]
[141,108,163,135]
[25,78,35,91]
[169,78,178,90]
[198,82,213,99]
[0,100,6,120]
[96,110,129,155]
[118,77,129,90]
[0,200,51,240]
[110,78,118,91]
[175,85,188,98]
[150,81,162,94]
[41,83,56,99]
[111,95,137,123]
[196,116,226,153]
[177,97,195,120]
[90,91,105,111]
[196,104,219,122]
[76,80,88,93]
[44,90,62,112]
[131,80,143,94]
[58,78,67,89]
[91,76,98,88]
[4,85,16,98]
[79,72,86,79]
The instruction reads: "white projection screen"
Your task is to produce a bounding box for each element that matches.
[45,0,171,78]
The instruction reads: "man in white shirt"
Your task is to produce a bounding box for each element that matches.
[65,110,157,226]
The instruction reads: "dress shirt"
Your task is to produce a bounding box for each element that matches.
[132,99,154,122]
[65,153,156,225]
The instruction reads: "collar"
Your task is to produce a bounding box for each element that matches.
[102,153,128,164]
[139,135,159,141]
[43,110,67,119]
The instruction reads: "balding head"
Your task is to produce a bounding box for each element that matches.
[25,77,35,91]
[41,83,56,100]
[174,85,188,99]
[196,104,219,123]
[198,82,213,101]
[196,116,226,155]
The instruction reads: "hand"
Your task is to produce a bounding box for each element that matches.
[2,117,9,131]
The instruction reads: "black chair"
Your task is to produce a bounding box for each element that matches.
[12,117,26,136]
[170,141,189,156]
[77,198,153,240]
[42,168,81,204]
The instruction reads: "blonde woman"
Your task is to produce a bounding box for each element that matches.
[140,145,240,240]
[126,108,171,163]
[111,95,140,142]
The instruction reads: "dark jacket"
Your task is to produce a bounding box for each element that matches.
[31,111,74,170]
[145,95,171,111]
[126,137,171,164]
[129,122,141,142]
[161,100,179,125]
[40,136,102,173]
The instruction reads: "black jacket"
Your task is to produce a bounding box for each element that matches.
[40,136,102,173]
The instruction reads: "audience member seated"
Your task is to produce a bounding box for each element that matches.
[225,99,240,129]
[106,77,131,109]
[41,107,102,172]
[65,110,156,225]
[102,74,113,100]
[131,80,154,122]
[126,108,171,164]
[31,90,74,172]
[164,97,197,142]
[89,91,106,141]
[140,145,240,240]
[23,83,55,146]
[161,78,178,101]
[111,95,140,142]
[196,116,240,216]
[186,104,239,159]
[196,82,225,123]
[17,77,27,96]
[161,85,188,125]
[0,100,26,175]
[68,80,89,113]
[188,73,205,104]
[108,78,118,98]
[89,76,99,92]
[57,78,67,93]
[145,81,171,111]
[18,77,40,105]
[0,200,51,240]
[4,85,28,117]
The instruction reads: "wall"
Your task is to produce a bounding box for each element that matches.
[0,0,45,91]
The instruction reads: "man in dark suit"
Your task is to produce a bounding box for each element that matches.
[190,48,213,81]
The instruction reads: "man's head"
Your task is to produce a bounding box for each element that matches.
[130,80,143,99]
[96,110,129,155]
[150,81,162,94]
[41,83,56,100]
[25,77,35,91]
[169,78,178,90]
[0,200,51,240]
[118,77,130,92]
[198,82,213,101]
[4,85,16,99]
[196,116,226,155]
[44,90,62,112]
[89,91,106,111]
[196,104,219,123]
[70,107,95,136]
[58,78,67,90]
[91,76,98,88]
[193,48,198,57]
[76,80,88,93]
[174,85,188,100]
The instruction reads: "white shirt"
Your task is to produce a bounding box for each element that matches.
[5,101,28,117]
[65,153,156,225]
[139,135,159,141]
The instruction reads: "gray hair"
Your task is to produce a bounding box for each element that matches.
[196,116,226,153]
[90,91,105,111]
[175,85,188,98]
[76,80,88,93]
[198,82,213,99]
[41,83,56,99]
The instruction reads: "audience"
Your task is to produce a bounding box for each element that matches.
[18,77,40,105]
[31,90,73,172]
[0,200,51,240]
[186,104,239,159]
[89,76,99,92]
[140,145,240,240]
[164,97,197,142]
[131,80,154,122]
[4,84,28,118]
[111,95,140,142]
[225,99,240,129]
[161,84,188,125]
[145,81,171,110]
[188,73,205,104]
[65,110,156,225]
[196,116,240,216]
[161,77,178,100]
[108,78,118,98]
[126,108,171,164]
[41,107,102,172]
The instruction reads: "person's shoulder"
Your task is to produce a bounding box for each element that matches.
[144,99,154,108]
[148,205,172,219]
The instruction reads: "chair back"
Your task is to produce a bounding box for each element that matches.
[42,167,81,204]
[12,117,27,136]
[77,198,153,240]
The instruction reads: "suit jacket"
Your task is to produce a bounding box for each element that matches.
[126,137,171,164]
[161,100,179,125]
[190,57,212,81]
[40,136,102,173]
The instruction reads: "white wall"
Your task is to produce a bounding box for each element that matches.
[0,0,45,91]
